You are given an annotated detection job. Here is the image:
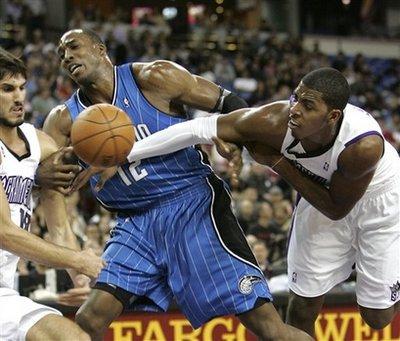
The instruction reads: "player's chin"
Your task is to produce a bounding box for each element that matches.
[2,117,24,127]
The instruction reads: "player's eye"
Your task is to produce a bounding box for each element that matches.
[303,101,314,110]
[2,85,14,92]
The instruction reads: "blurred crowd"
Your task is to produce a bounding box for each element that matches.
[3,1,399,299]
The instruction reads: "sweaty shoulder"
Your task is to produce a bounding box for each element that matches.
[131,60,196,98]
[43,104,72,147]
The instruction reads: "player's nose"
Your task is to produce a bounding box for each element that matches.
[289,103,301,117]
[64,49,74,61]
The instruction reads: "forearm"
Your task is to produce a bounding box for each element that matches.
[40,188,81,283]
[1,224,80,269]
[40,189,79,248]
[274,158,346,220]
[128,116,218,162]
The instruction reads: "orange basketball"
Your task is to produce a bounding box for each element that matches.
[71,104,135,167]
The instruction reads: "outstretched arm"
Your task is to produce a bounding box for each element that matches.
[127,102,287,162]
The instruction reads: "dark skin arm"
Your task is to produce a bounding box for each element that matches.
[39,105,80,193]
[213,101,383,220]
[133,60,221,114]
[273,135,383,220]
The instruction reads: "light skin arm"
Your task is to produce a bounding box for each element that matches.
[0,180,80,269]
[274,135,383,220]
[37,129,85,285]
[37,130,80,249]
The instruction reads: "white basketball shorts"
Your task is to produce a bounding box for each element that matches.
[287,177,400,309]
[0,288,61,341]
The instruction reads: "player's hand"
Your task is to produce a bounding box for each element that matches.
[57,273,91,307]
[75,248,106,279]
[36,147,81,194]
[70,166,118,192]
[213,137,243,188]
[57,287,91,307]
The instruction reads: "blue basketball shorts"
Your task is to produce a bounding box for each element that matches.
[95,175,272,328]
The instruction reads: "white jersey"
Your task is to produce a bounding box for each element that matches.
[0,123,40,290]
[281,103,400,191]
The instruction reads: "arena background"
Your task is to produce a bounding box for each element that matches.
[1,0,399,340]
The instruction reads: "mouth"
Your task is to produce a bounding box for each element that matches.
[288,118,300,129]
[68,63,83,75]
[11,105,24,116]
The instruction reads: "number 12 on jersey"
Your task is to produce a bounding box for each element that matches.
[117,160,148,185]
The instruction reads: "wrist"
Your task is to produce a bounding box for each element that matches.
[71,251,83,271]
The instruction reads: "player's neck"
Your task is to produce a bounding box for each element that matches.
[0,125,19,145]
[301,117,342,152]
[79,65,115,105]
[302,128,334,149]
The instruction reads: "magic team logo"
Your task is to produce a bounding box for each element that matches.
[389,281,400,302]
[238,275,262,295]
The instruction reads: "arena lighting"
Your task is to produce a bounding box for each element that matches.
[162,7,177,20]
[342,0,351,4]
[210,13,218,21]
[216,6,224,14]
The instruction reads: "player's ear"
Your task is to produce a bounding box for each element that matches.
[99,43,107,56]
[328,109,341,123]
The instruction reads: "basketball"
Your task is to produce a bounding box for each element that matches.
[71,104,135,167]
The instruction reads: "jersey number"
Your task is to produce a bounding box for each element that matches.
[117,124,150,185]
[19,208,31,230]
[117,161,148,185]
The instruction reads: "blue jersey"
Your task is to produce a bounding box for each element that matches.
[65,63,212,212]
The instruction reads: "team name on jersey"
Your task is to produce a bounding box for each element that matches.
[0,175,34,209]
[289,160,329,188]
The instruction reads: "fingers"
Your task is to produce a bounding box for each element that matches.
[74,274,90,287]
[212,137,232,156]
[57,288,90,307]
[57,164,82,173]
[70,168,94,193]
[94,167,117,192]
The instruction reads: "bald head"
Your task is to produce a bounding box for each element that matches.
[61,29,105,47]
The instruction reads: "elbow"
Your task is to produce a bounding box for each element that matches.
[328,213,345,221]
[326,209,350,221]
[0,224,14,249]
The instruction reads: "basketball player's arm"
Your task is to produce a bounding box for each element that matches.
[36,130,86,285]
[0,182,102,276]
[135,60,247,112]
[127,102,285,161]
[38,105,80,192]
[273,136,384,220]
